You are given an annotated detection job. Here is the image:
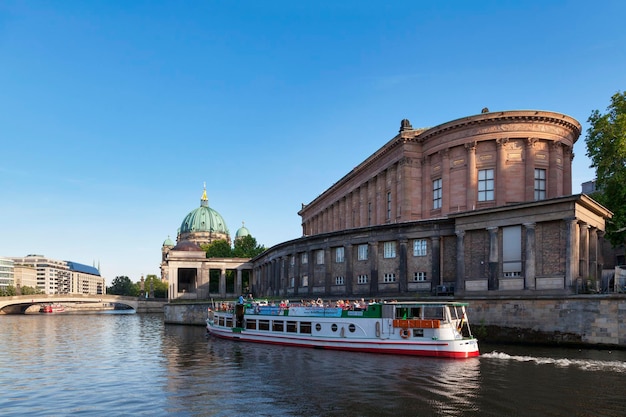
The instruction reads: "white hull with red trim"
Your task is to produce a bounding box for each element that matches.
[206,301,479,358]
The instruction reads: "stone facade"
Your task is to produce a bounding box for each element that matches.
[250,110,613,299]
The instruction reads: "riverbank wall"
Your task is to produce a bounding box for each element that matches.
[466,294,626,348]
[163,295,626,349]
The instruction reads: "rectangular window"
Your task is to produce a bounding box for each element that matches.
[301,275,308,287]
[289,277,295,288]
[413,272,427,281]
[478,168,495,201]
[290,256,295,266]
[433,178,442,209]
[383,241,396,258]
[316,250,324,265]
[335,276,344,285]
[503,225,522,277]
[300,322,312,334]
[386,191,392,220]
[286,321,297,333]
[335,247,344,263]
[383,273,396,283]
[535,168,546,200]
[413,239,427,256]
[357,274,368,284]
[357,244,368,261]
[272,321,284,332]
[301,253,308,264]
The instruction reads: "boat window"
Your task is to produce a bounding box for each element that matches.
[409,307,422,318]
[300,322,312,334]
[246,319,257,330]
[259,320,270,331]
[331,323,338,332]
[286,321,298,333]
[315,323,321,332]
[273,321,284,332]
[423,306,445,320]
[348,323,356,333]
[412,329,424,337]
[218,317,225,326]
[226,318,233,327]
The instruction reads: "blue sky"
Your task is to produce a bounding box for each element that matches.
[1,1,624,285]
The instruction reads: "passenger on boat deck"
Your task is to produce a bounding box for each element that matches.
[238,295,244,304]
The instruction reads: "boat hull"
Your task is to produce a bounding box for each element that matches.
[207,326,478,358]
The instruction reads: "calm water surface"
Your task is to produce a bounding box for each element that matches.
[1,313,625,416]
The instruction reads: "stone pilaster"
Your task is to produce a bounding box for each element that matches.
[524,223,536,289]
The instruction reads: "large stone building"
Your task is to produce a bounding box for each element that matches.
[250,109,612,299]
[162,187,253,300]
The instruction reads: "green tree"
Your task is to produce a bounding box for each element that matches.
[585,91,626,246]
[233,235,266,258]
[20,286,40,295]
[203,239,233,258]
[107,275,137,296]
[0,285,17,296]
[142,274,168,298]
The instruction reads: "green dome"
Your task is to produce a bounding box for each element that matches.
[180,189,229,235]
[163,236,175,247]
[235,222,250,239]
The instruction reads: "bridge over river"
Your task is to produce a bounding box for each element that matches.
[0,294,166,314]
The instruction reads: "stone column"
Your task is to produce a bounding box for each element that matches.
[455,230,465,291]
[431,236,441,292]
[579,222,589,280]
[589,227,598,282]
[564,217,579,289]
[293,252,300,297]
[487,226,499,290]
[465,142,477,210]
[324,246,332,295]
[369,241,379,296]
[525,138,537,201]
[399,238,408,293]
[345,243,353,296]
[236,268,243,296]
[496,138,508,206]
[219,268,226,297]
[524,223,536,290]
[441,150,450,213]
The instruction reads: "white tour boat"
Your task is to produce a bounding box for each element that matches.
[206,300,479,358]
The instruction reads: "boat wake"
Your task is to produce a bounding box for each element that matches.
[481,351,626,373]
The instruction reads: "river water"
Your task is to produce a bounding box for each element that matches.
[1,313,625,417]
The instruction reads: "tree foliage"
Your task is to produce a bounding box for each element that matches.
[142,274,168,298]
[585,91,626,246]
[107,275,138,296]
[203,239,233,258]
[233,235,267,258]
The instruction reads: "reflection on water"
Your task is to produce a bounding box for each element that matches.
[1,315,625,417]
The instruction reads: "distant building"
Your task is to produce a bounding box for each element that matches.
[251,109,613,298]
[9,255,105,295]
[0,257,14,290]
[13,264,37,291]
[162,186,253,300]
[582,180,597,194]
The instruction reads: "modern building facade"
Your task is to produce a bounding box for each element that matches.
[9,255,105,295]
[0,257,14,290]
[250,109,612,298]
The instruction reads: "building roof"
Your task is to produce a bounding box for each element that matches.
[65,261,100,276]
[180,187,229,235]
[235,222,250,239]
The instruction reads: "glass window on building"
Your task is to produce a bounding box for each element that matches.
[357,244,368,261]
[503,225,522,277]
[357,274,368,284]
[478,168,495,201]
[386,191,392,220]
[535,168,546,200]
[301,253,308,264]
[413,239,427,256]
[316,250,324,265]
[335,247,344,263]
[433,178,442,209]
[383,241,396,258]
[335,276,344,285]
